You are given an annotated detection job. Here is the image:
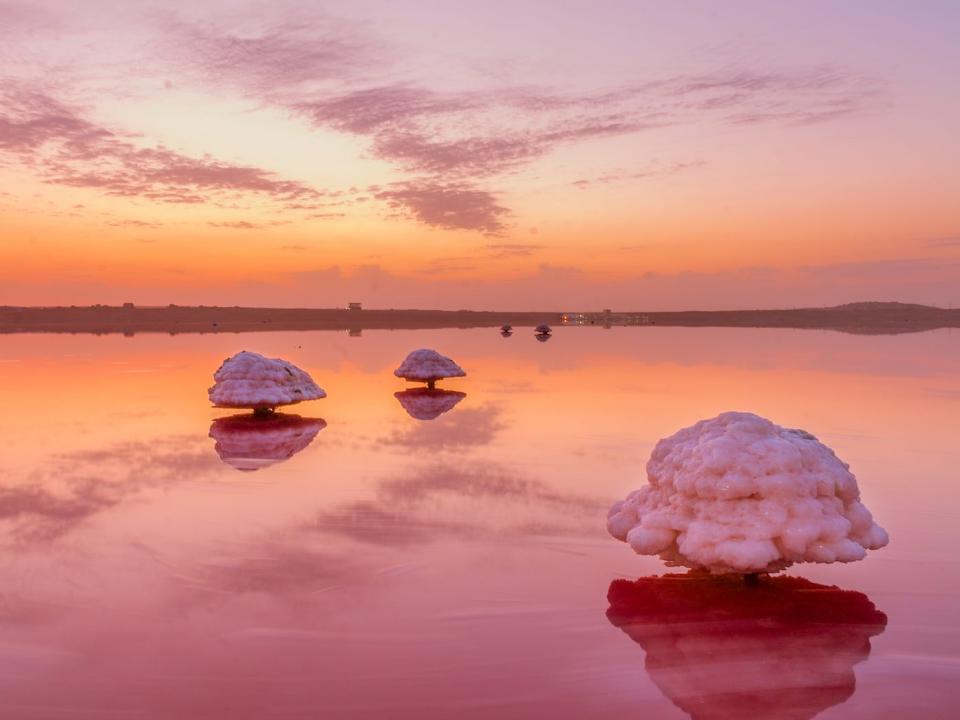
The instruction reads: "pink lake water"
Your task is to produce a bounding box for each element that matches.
[0,327,957,719]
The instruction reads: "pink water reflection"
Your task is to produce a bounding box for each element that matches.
[394,387,467,420]
[0,327,957,717]
[607,573,887,719]
[210,413,326,472]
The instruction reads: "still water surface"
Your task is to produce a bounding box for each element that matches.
[0,327,957,718]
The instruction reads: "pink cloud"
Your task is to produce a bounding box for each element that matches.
[208,220,292,230]
[106,219,163,229]
[485,243,544,258]
[297,85,477,134]
[0,83,327,207]
[372,181,508,235]
[572,160,706,189]
[165,18,879,234]
[171,18,372,96]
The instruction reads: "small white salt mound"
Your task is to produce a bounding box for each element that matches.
[394,349,466,384]
[394,388,466,420]
[607,412,888,574]
[208,351,326,410]
[209,414,326,471]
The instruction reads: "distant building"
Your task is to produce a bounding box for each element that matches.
[122,302,135,309]
[348,302,362,311]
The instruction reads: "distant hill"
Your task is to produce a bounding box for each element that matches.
[0,302,957,336]
[826,301,941,312]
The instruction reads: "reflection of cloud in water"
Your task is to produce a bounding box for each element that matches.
[191,544,351,594]
[0,481,116,543]
[380,404,504,450]
[606,572,887,720]
[313,463,607,546]
[209,414,326,471]
[1,437,219,543]
[311,500,469,547]
[393,388,465,420]
[184,461,607,597]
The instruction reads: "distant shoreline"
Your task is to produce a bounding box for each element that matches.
[1,302,957,336]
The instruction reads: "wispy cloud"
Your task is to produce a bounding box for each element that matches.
[170,16,373,96]
[572,160,705,189]
[208,220,292,230]
[167,17,878,234]
[485,243,544,258]
[3,12,883,237]
[0,82,328,208]
[107,219,163,229]
[372,181,508,235]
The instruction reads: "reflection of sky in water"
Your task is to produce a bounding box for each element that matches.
[0,328,958,717]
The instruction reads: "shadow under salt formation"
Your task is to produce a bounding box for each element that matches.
[394,388,466,421]
[209,413,326,471]
[606,572,887,720]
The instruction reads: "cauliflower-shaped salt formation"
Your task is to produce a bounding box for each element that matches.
[394,349,465,389]
[208,351,325,414]
[607,412,888,574]
[209,413,326,471]
[394,388,466,420]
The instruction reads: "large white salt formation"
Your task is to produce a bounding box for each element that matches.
[607,412,888,574]
[209,351,326,412]
[394,349,465,389]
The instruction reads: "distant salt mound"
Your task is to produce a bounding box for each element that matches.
[607,572,887,720]
[209,351,325,411]
[394,349,465,389]
[607,412,888,574]
[394,388,466,420]
[209,413,326,471]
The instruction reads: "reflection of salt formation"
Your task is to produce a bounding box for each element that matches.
[209,413,326,471]
[535,332,551,342]
[607,573,887,720]
[394,388,466,421]
[608,412,888,575]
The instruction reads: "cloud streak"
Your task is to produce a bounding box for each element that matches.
[168,18,877,234]
[372,181,508,235]
[0,82,328,208]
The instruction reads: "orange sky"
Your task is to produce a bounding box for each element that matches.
[1,1,958,309]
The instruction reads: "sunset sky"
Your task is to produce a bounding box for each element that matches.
[1,0,958,310]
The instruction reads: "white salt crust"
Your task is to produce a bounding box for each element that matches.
[394,349,466,382]
[607,412,888,574]
[208,351,326,410]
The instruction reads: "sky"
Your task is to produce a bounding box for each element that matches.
[1,0,958,310]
